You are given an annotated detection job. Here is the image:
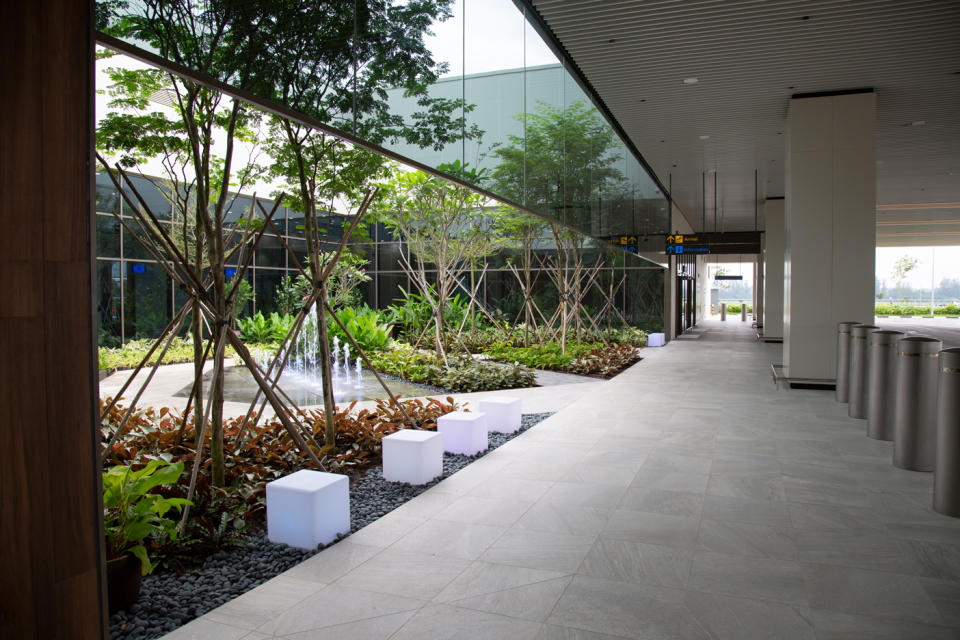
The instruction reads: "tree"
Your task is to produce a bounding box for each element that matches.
[892,255,919,302]
[489,100,624,230]
[378,165,500,362]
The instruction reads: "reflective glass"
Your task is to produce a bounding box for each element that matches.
[124,261,172,340]
[96,260,122,346]
[96,213,121,258]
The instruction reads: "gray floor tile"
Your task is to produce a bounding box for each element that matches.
[256,584,424,636]
[602,509,701,548]
[786,502,886,533]
[901,539,960,580]
[160,619,250,640]
[435,561,569,603]
[539,481,627,509]
[333,549,469,600]
[279,540,379,583]
[280,611,415,640]
[482,529,597,572]
[534,624,629,640]
[389,518,506,560]
[433,494,534,527]
[205,575,324,630]
[448,576,572,622]
[697,519,797,560]
[390,603,542,640]
[920,577,960,627]
[683,591,816,640]
[802,563,943,624]
[618,487,704,517]
[578,537,694,588]
[707,472,787,501]
[688,551,808,605]
[808,608,959,639]
[702,494,791,526]
[794,529,919,573]
[515,502,613,537]
[547,575,709,639]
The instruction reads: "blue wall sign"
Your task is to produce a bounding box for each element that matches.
[131,264,145,273]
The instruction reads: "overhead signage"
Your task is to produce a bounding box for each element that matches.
[608,235,638,254]
[225,268,237,277]
[131,264,145,273]
[665,231,761,255]
[715,275,744,280]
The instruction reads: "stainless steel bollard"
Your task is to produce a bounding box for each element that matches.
[866,330,904,440]
[894,336,943,471]
[720,303,726,321]
[836,321,860,403]
[741,304,747,321]
[934,348,960,516]
[848,324,879,419]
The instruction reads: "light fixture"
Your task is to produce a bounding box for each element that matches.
[910,120,926,126]
[699,134,710,140]
[683,77,699,85]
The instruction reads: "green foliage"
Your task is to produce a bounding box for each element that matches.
[482,341,593,370]
[98,337,236,371]
[274,273,311,317]
[102,460,192,575]
[328,305,392,352]
[229,276,254,325]
[724,303,752,314]
[567,344,640,377]
[238,312,296,344]
[874,303,959,316]
[385,287,435,339]
[367,345,536,392]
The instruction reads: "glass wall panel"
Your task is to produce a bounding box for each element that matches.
[463,0,524,191]
[96,213,121,258]
[124,262,171,340]
[254,270,282,315]
[123,175,171,220]
[96,172,120,214]
[122,223,160,261]
[523,21,564,218]
[255,235,285,268]
[96,260,122,346]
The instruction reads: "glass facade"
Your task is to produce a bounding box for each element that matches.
[95,172,663,345]
[97,0,670,250]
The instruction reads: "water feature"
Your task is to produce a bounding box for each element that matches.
[178,313,433,407]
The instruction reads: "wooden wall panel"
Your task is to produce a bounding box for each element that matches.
[0,0,105,638]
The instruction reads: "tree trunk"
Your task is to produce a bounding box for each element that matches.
[316,286,337,448]
[210,266,226,487]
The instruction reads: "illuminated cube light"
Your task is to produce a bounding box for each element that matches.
[647,333,665,347]
[266,470,349,549]
[437,411,488,456]
[478,396,522,434]
[382,429,444,485]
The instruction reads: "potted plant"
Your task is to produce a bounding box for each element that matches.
[102,460,191,612]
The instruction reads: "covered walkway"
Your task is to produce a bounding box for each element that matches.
[166,319,960,640]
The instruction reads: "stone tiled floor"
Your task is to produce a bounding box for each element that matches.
[162,319,960,639]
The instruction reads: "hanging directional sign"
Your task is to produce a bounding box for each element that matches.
[715,275,744,280]
[665,231,761,255]
[605,235,639,254]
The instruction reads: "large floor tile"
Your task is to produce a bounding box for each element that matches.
[389,518,506,560]
[602,509,701,548]
[482,529,597,572]
[390,603,542,640]
[618,487,704,518]
[578,537,694,588]
[793,529,919,573]
[547,576,709,639]
[688,550,808,605]
[683,591,815,640]
[802,563,943,624]
[697,519,797,560]
[334,549,470,600]
[702,494,791,527]
[205,575,324,630]
[808,608,958,640]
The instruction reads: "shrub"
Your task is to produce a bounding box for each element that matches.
[329,305,392,352]
[98,337,236,371]
[567,344,640,377]
[238,311,296,344]
[367,344,536,392]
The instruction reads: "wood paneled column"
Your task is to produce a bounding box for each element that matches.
[0,1,105,638]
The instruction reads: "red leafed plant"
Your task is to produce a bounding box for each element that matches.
[567,344,640,378]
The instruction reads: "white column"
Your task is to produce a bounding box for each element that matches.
[663,255,677,341]
[764,199,785,338]
[784,91,876,381]
[754,252,764,328]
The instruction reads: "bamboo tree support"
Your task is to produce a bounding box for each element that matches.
[175,335,215,444]
[593,272,630,328]
[100,302,192,464]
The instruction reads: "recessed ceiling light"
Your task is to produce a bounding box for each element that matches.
[910,120,926,126]
[699,135,710,140]
[683,77,699,85]
[660,139,666,143]
[608,38,616,43]
[640,99,646,103]
[787,86,795,89]
[672,164,678,168]
[776,132,783,135]
[799,15,810,20]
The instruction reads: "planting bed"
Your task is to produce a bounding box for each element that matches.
[109,412,553,640]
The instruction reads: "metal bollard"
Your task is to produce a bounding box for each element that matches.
[848,324,879,419]
[866,330,904,440]
[934,348,960,516]
[893,336,942,471]
[720,303,726,321]
[835,321,860,403]
[741,304,747,321]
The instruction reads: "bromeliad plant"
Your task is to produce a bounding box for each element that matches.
[103,460,192,575]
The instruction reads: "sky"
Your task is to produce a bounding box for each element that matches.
[876,246,960,288]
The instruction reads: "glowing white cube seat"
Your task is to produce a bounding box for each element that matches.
[382,429,444,485]
[437,411,488,456]
[478,396,522,434]
[647,333,665,347]
[266,470,349,549]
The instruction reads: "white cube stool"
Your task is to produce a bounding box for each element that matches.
[647,332,665,347]
[382,429,443,485]
[437,411,488,456]
[266,470,349,549]
[478,396,522,434]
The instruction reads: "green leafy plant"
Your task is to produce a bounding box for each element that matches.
[568,344,640,377]
[98,337,236,371]
[329,305,392,352]
[102,460,192,575]
[238,311,296,344]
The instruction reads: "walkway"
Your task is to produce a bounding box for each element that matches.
[163,318,960,640]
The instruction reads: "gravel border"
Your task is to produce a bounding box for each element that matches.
[109,412,553,640]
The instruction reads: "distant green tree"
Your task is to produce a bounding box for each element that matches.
[892,255,919,302]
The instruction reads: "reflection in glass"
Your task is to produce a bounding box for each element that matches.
[124,262,172,340]
[96,214,121,258]
[97,260,123,346]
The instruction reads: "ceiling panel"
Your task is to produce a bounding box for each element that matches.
[530,0,960,235]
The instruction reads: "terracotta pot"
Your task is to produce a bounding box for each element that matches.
[106,553,142,613]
